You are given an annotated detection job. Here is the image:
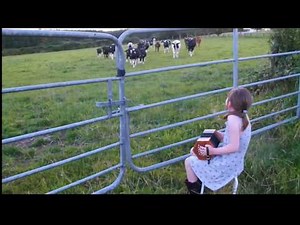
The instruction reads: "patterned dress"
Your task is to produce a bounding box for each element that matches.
[189,119,252,191]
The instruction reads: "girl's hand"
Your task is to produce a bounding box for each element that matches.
[199,145,213,156]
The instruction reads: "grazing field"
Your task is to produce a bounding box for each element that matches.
[2,34,299,194]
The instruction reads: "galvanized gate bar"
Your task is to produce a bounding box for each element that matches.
[2,77,121,94]
[252,117,298,136]
[125,59,235,78]
[298,76,300,118]
[251,106,298,123]
[47,163,124,194]
[2,142,120,184]
[128,87,232,112]
[241,73,300,88]
[2,113,122,145]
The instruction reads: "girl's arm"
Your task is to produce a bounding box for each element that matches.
[209,115,241,155]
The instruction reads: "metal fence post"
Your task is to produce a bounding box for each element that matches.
[297,75,300,118]
[233,28,239,88]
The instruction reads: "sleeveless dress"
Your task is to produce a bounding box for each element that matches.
[189,119,252,191]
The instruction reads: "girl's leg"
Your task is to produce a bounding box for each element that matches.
[184,157,201,194]
[184,157,198,182]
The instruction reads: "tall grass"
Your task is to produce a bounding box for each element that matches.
[2,35,299,194]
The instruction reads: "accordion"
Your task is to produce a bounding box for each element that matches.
[192,129,220,161]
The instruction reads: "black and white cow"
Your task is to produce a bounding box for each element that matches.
[171,40,181,58]
[145,37,156,49]
[137,40,150,52]
[127,42,134,49]
[162,40,171,53]
[126,43,147,68]
[186,37,197,57]
[151,37,156,48]
[125,42,134,62]
[102,44,115,60]
[137,47,147,64]
[128,48,146,68]
[184,37,189,50]
[128,48,139,67]
[96,48,103,57]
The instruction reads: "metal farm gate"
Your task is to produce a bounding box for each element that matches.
[2,28,300,194]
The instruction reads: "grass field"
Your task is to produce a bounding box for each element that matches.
[2,34,300,194]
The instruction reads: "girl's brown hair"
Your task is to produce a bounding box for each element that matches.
[224,87,253,131]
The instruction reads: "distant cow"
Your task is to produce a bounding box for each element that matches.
[102,44,115,60]
[127,42,134,49]
[137,47,147,64]
[137,40,150,52]
[162,40,171,53]
[125,44,134,62]
[155,41,161,52]
[186,37,197,57]
[126,45,147,68]
[128,48,139,67]
[184,37,189,50]
[171,40,181,58]
[151,37,156,48]
[96,48,103,57]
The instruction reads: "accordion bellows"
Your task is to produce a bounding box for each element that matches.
[192,129,220,160]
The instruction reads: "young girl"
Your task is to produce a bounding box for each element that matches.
[184,87,253,194]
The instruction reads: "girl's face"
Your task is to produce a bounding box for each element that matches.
[225,97,229,109]
[225,97,234,111]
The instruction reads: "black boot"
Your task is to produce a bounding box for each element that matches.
[184,179,201,194]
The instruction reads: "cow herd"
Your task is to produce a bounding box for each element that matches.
[96,36,202,68]
[125,40,149,68]
[96,44,115,59]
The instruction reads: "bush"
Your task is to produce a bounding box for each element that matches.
[269,28,300,76]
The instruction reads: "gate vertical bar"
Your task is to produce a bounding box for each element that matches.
[107,79,113,117]
[233,28,239,88]
[118,77,129,168]
[297,75,300,118]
